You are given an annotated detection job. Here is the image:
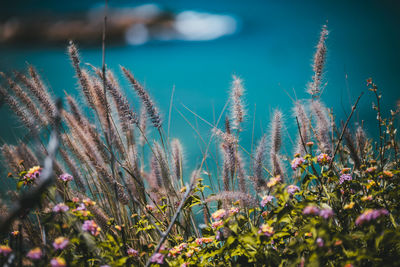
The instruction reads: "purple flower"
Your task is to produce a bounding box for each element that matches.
[317,153,331,165]
[82,220,101,236]
[53,203,69,213]
[0,245,12,256]
[287,185,300,195]
[27,247,42,260]
[316,237,324,247]
[150,252,164,264]
[53,237,69,250]
[355,209,389,226]
[50,257,66,267]
[319,208,334,219]
[260,195,274,207]
[291,157,305,170]
[339,174,352,184]
[100,265,111,267]
[216,231,221,241]
[59,173,73,182]
[303,206,320,215]
[127,248,139,257]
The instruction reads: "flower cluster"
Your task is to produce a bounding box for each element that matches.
[258,224,274,237]
[53,203,69,213]
[59,173,73,182]
[303,205,334,219]
[355,209,389,226]
[317,153,331,165]
[26,247,42,260]
[53,237,69,250]
[0,245,12,256]
[127,248,139,257]
[22,166,42,184]
[82,220,101,236]
[287,185,300,195]
[260,195,274,207]
[211,209,226,221]
[291,156,305,170]
[50,257,66,267]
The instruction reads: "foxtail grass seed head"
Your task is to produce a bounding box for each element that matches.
[230,75,245,130]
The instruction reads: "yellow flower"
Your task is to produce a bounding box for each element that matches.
[305,232,313,237]
[361,195,373,201]
[267,175,281,188]
[344,202,355,209]
[366,180,376,189]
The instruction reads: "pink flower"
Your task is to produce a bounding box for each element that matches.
[0,245,12,256]
[260,195,274,207]
[27,247,42,260]
[229,207,239,215]
[211,209,226,221]
[59,173,73,182]
[291,157,305,170]
[150,252,164,264]
[53,237,69,250]
[127,248,139,257]
[355,209,389,226]
[53,203,69,213]
[319,208,334,219]
[50,257,66,267]
[317,153,331,165]
[339,174,352,184]
[258,224,274,237]
[287,185,300,195]
[316,237,324,247]
[82,220,101,236]
[23,166,42,185]
[303,206,320,215]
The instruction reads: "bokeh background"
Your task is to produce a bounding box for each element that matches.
[1,0,400,166]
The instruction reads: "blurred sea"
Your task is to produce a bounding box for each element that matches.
[1,0,400,170]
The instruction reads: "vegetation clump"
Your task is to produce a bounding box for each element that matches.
[0,25,400,267]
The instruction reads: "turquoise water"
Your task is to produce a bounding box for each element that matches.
[1,0,400,168]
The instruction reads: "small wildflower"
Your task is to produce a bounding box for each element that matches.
[383,170,394,178]
[341,168,351,174]
[115,225,122,231]
[82,220,101,236]
[306,141,314,147]
[229,207,239,215]
[344,264,353,267]
[145,205,154,212]
[0,245,12,256]
[53,237,69,250]
[319,208,334,219]
[11,231,19,236]
[50,257,66,267]
[361,195,373,201]
[316,237,324,247]
[305,232,313,237]
[339,173,352,184]
[366,180,376,189]
[355,209,389,226]
[186,249,194,257]
[258,224,274,237]
[26,247,42,260]
[366,166,377,173]
[83,198,96,206]
[150,253,164,264]
[303,205,320,215]
[22,166,42,184]
[287,185,300,195]
[127,248,139,257]
[180,186,187,193]
[317,153,331,165]
[260,195,274,207]
[72,197,80,203]
[291,157,305,170]
[211,220,223,229]
[53,203,69,213]
[262,211,269,218]
[267,175,281,187]
[181,263,189,267]
[344,202,355,209]
[59,173,73,182]
[334,240,343,246]
[211,209,226,221]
